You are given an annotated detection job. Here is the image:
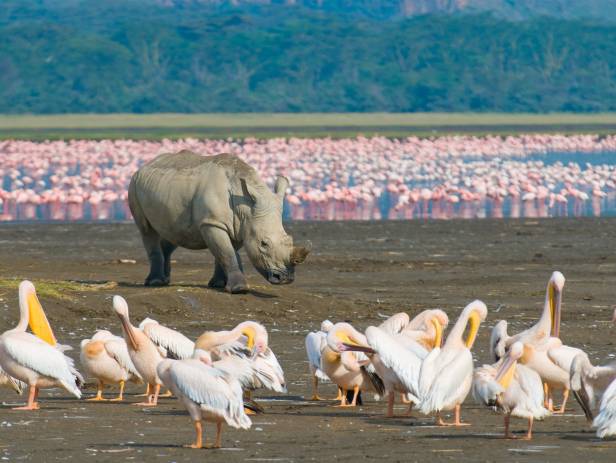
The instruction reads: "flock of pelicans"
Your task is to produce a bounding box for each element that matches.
[1,273,616,450]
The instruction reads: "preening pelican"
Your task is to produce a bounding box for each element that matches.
[157,349,251,449]
[112,295,164,406]
[305,319,335,400]
[139,318,195,360]
[0,280,82,410]
[490,271,581,413]
[417,300,488,426]
[80,330,142,401]
[473,342,549,439]
[324,322,385,407]
[402,309,450,351]
[570,352,616,421]
[378,313,410,335]
[195,321,286,396]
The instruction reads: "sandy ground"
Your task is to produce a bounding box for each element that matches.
[1,219,616,462]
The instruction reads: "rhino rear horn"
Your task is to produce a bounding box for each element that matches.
[274,176,289,203]
[291,241,312,264]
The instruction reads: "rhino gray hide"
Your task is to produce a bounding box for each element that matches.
[128,152,310,293]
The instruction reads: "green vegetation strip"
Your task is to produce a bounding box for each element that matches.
[0,279,117,301]
[2,114,616,139]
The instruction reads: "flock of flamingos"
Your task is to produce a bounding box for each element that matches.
[2,134,616,222]
[1,273,616,449]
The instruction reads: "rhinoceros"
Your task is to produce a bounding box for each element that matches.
[128,151,310,293]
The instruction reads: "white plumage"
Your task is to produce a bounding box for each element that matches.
[139,318,195,360]
[594,378,616,438]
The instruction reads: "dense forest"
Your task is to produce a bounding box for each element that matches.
[1,1,616,113]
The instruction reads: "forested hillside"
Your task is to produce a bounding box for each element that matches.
[1,1,615,113]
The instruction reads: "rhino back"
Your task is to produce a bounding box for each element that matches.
[130,152,255,248]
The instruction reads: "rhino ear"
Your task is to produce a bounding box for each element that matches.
[240,178,258,205]
[274,176,289,203]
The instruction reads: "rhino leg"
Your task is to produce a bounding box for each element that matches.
[142,231,169,287]
[200,227,248,294]
[208,261,227,289]
[161,240,177,282]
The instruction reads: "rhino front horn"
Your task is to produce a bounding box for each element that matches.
[291,241,312,264]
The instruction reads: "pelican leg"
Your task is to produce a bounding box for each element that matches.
[184,420,203,449]
[137,384,151,397]
[556,388,570,414]
[401,393,411,404]
[33,387,40,408]
[110,380,125,401]
[334,389,352,407]
[12,386,39,410]
[87,381,107,401]
[335,387,343,401]
[436,404,469,426]
[350,385,360,406]
[160,388,173,398]
[504,413,515,439]
[135,383,159,406]
[386,391,395,417]
[405,401,415,417]
[310,375,323,401]
[523,416,534,440]
[206,422,223,449]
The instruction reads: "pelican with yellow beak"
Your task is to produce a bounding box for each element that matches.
[490,271,584,413]
[324,323,385,407]
[195,321,286,396]
[0,280,83,410]
[112,295,164,406]
[473,342,549,439]
[417,300,488,426]
[339,312,447,417]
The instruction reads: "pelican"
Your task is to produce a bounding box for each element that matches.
[401,309,450,351]
[473,342,549,439]
[139,318,195,360]
[593,378,616,438]
[157,349,251,449]
[490,271,582,413]
[0,280,82,410]
[80,329,142,401]
[378,312,410,335]
[305,319,335,400]
[195,321,286,396]
[570,352,616,422]
[339,311,447,417]
[417,300,488,426]
[112,295,164,406]
[324,322,385,407]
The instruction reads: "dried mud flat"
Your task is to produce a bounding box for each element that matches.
[1,219,616,462]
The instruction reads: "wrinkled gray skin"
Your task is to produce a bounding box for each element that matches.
[128,152,310,293]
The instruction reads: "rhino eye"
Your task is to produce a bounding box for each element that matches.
[260,240,269,248]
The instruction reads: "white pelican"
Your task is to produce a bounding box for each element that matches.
[0,280,82,410]
[195,321,286,396]
[593,378,616,438]
[490,271,582,413]
[80,330,142,401]
[112,295,164,406]
[305,319,335,400]
[157,349,251,449]
[570,353,616,421]
[378,312,410,335]
[417,300,488,426]
[339,311,447,417]
[473,342,549,439]
[139,318,195,360]
[324,322,385,407]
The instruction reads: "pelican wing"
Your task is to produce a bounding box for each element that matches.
[142,323,195,360]
[472,364,502,406]
[104,338,142,380]
[0,365,24,394]
[169,361,251,429]
[547,344,584,373]
[514,364,550,419]
[594,378,616,438]
[378,313,410,335]
[4,333,81,397]
[305,332,329,380]
[366,326,426,398]
[419,348,473,414]
[252,348,287,393]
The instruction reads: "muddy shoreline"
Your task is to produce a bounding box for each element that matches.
[1,219,615,462]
